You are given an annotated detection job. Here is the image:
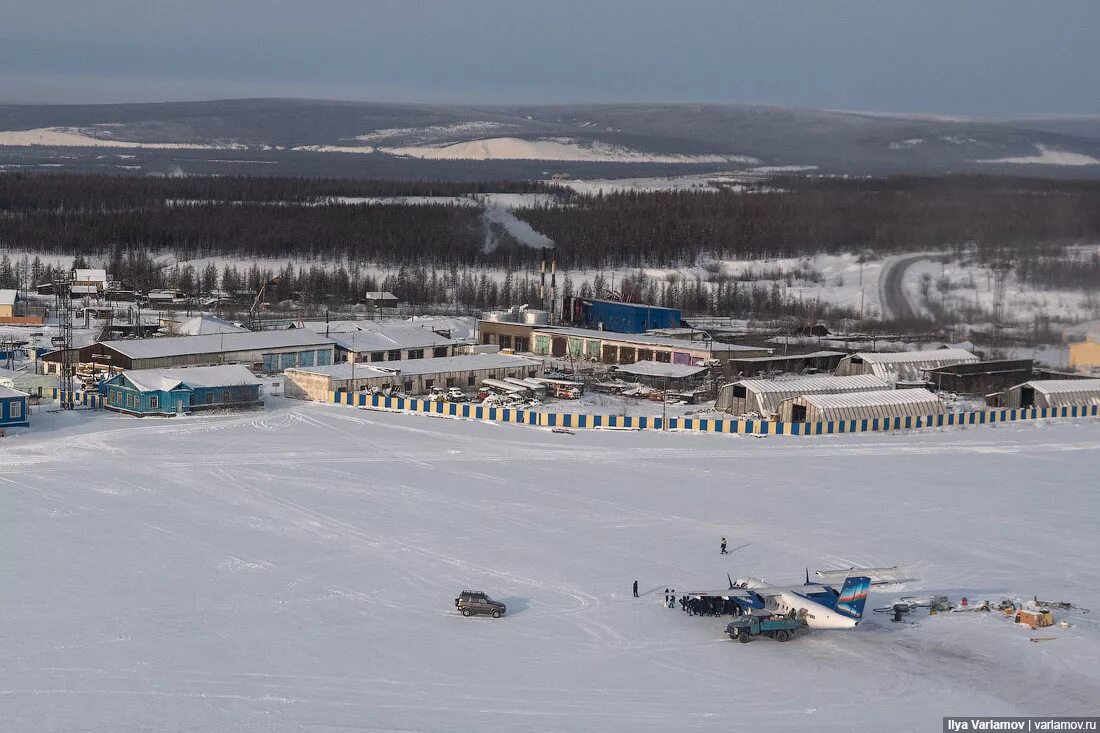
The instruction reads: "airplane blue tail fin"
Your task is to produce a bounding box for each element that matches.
[835,576,871,620]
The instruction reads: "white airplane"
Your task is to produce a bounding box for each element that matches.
[685,573,872,630]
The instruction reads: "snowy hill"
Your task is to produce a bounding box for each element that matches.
[2,99,1100,178]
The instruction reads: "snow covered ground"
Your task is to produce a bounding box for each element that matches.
[2,400,1099,731]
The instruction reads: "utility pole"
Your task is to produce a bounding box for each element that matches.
[53,271,75,409]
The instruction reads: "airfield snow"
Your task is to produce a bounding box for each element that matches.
[2,402,1099,731]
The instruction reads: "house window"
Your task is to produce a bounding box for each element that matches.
[205,392,214,404]
[403,380,413,393]
[315,349,332,366]
[10,401,21,419]
[433,346,449,358]
[407,349,424,360]
[371,351,385,362]
[467,375,476,387]
[446,377,456,388]
[425,379,434,389]
[299,350,315,367]
[149,395,158,409]
[388,350,401,361]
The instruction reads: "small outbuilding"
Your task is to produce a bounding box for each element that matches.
[990,379,1100,409]
[835,349,978,382]
[716,374,890,416]
[612,360,708,389]
[777,388,945,423]
[0,385,30,428]
[101,365,262,416]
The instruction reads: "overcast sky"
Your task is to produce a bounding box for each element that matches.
[1,0,1096,115]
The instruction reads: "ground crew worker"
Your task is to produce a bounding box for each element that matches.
[664,588,670,604]
[633,580,639,598]
[721,537,727,554]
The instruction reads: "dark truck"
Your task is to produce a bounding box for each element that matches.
[455,590,507,618]
[725,615,805,643]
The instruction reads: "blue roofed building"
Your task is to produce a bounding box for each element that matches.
[101,365,262,417]
[0,385,30,428]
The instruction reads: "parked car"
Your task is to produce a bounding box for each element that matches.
[455,590,506,618]
[446,387,467,402]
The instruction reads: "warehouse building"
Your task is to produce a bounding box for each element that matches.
[724,350,847,378]
[284,353,542,402]
[566,298,681,333]
[328,324,458,364]
[101,365,262,416]
[59,330,335,373]
[777,388,945,423]
[716,374,890,416]
[528,326,771,366]
[835,348,978,382]
[990,379,1100,409]
[921,359,1034,396]
[0,385,30,428]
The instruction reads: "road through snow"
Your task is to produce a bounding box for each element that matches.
[878,254,929,321]
[2,401,1099,731]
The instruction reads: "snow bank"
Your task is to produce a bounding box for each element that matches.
[0,127,239,150]
[976,144,1100,166]
[381,137,758,164]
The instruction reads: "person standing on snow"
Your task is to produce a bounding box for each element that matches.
[664,588,670,604]
[721,537,728,555]
[633,580,639,598]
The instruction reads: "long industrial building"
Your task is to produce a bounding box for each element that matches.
[835,349,978,382]
[991,379,1100,409]
[284,353,543,401]
[526,326,771,365]
[716,374,890,416]
[46,330,336,374]
[777,388,946,423]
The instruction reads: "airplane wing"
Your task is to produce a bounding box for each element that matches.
[681,588,757,599]
[750,584,831,596]
[816,566,914,586]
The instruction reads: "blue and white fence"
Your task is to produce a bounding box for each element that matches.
[330,391,1100,437]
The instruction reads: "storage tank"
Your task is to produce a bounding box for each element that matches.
[522,309,549,325]
[482,310,517,323]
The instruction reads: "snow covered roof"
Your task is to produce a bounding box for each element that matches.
[118,365,259,393]
[290,353,541,381]
[613,360,707,379]
[174,315,248,336]
[0,384,29,399]
[101,330,334,360]
[70,285,100,295]
[0,289,16,306]
[73,269,107,283]
[735,374,888,394]
[532,326,767,352]
[799,388,942,411]
[328,325,457,353]
[364,291,397,300]
[731,350,846,363]
[853,348,977,365]
[1025,379,1100,395]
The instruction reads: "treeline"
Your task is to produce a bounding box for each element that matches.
[519,175,1100,267]
[1015,251,1100,291]
[2,172,1099,272]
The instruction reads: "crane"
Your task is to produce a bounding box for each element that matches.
[247,276,281,331]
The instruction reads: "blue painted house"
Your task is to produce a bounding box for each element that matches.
[0,385,29,428]
[101,365,262,416]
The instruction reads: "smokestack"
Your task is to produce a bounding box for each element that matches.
[550,255,557,324]
[540,247,547,300]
